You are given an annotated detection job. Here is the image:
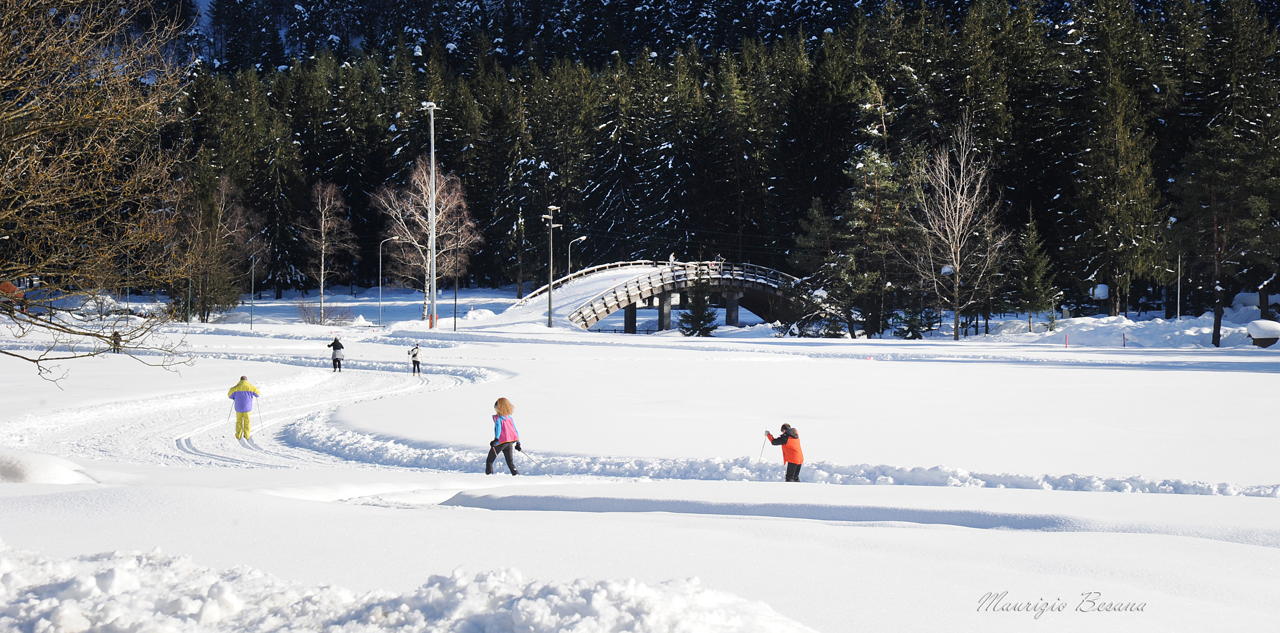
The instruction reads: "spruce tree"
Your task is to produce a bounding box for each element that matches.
[581,57,655,263]
[1067,0,1165,315]
[1173,0,1280,344]
[1017,212,1058,331]
[1074,64,1162,316]
[678,284,719,336]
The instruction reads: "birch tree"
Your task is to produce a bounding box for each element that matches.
[902,120,1011,340]
[374,158,481,321]
[301,182,355,324]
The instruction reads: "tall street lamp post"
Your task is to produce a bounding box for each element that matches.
[426,102,439,328]
[541,206,562,328]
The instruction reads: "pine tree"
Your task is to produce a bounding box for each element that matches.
[774,32,856,241]
[678,283,719,336]
[581,58,650,263]
[1173,0,1280,345]
[234,70,310,296]
[1016,212,1058,331]
[693,56,771,263]
[1074,64,1162,316]
[1067,0,1164,315]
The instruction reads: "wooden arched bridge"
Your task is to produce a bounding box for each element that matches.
[514,260,809,333]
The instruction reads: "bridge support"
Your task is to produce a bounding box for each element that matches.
[624,304,637,334]
[724,290,742,327]
[657,293,671,331]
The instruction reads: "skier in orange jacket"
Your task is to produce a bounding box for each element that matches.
[766,423,804,482]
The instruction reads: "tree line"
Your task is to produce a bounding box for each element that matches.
[177,0,1280,343]
[3,0,1279,373]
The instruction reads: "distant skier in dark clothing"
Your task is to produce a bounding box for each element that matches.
[766,423,804,482]
[408,343,421,375]
[327,337,344,372]
[486,397,522,475]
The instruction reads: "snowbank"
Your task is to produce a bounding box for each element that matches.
[0,450,94,485]
[282,422,1280,498]
[991,314,1252,347]
[0,546,813,633]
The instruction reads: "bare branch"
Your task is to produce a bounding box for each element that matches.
[0,0,192,375]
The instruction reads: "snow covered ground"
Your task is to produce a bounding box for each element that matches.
[1,277,1278,632]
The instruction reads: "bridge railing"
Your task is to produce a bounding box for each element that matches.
[512,260,660,308]
[567,261,801,328]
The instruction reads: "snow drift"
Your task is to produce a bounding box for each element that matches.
[0,545,814,633]
[283,421,1280,498]
[0,450,94,485]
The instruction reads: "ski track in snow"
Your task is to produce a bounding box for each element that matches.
[4,348,504,471]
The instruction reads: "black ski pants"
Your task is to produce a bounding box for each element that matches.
[486,441,518,475]
[785,462,802,482]
[411,360,421,374]
[332,358,342,371]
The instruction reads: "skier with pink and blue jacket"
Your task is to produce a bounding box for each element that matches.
[486,397,522,475]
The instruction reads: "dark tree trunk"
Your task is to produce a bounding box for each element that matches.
[1212,297,1224,347]
[952,297,961,341]
[1212,212,1223,347]
[1261,289,1272,321]
[866,294,882,339]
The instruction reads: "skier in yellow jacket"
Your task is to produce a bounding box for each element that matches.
[227,376,260,440]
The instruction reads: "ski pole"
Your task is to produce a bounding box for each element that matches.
[517,446,543,465]
[758,434,767,462]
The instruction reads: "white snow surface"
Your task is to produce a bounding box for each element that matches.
[0,450,94,485]
[2,279,1280,632]
[0,544,808,633]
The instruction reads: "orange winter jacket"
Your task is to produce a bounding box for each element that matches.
[768,429,804,464]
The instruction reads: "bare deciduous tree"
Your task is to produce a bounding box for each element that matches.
[301,182,356,325]
[182,175,254,323]
[900,120,1011,341]
[0,0,191,374]
[373,157,482,321]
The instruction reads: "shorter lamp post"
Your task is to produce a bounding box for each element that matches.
[541,206,562,328]
[567,236,587,276]
[378,236,399,327]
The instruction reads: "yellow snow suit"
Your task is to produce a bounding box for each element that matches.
[228,380,260,440]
